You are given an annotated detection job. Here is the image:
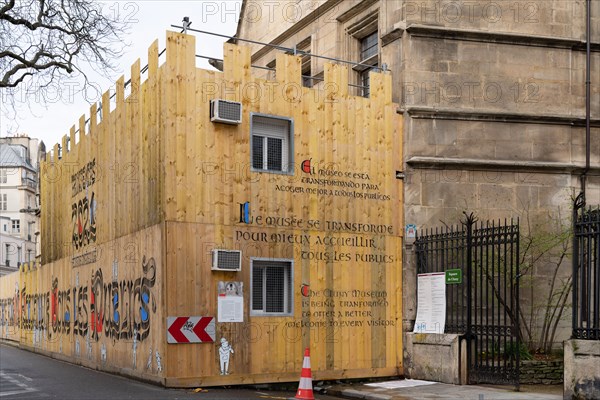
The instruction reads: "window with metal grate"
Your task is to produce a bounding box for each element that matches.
[251,259,293,316]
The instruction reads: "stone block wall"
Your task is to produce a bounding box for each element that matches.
[520,360,563,385]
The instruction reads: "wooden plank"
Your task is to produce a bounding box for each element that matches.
[121,62,134,236]
[276,52,302,86]
[129,59,142,233]
[115,76,125,239]
[184,47,196,224]
[174,36,186,222]
[63,131,72,257]
[147,40,159,225]
[104,88,115,247]
[163,32,179,221]
[97,90,110,246]
[140,80,150,230]
[194,69,212,221]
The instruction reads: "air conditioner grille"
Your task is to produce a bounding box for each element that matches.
[218,101,241,121]
[210,100,242,124]
[213,249,241,271]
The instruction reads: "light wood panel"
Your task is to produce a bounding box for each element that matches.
[160,34,403,384]
[3,31,403,387]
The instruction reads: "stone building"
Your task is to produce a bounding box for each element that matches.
[0,135,42,275]
[234,0,600,348]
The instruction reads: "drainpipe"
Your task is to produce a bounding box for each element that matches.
[581,0,591,199]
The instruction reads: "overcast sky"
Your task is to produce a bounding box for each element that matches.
[1,1,242,149]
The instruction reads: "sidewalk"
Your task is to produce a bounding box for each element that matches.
[323,379,563,400]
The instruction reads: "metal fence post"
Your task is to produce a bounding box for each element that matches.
[464,212,477,384]
[572,193,585,338]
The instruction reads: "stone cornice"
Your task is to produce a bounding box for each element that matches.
[400,106,600,127]
[398,24,600,52]
[406,156,600,175]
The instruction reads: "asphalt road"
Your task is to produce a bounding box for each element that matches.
[0,343,339,400]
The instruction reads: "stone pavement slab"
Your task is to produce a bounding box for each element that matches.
[324,379,563,400]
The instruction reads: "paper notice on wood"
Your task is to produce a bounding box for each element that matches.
[217,281,244,322]
[413,272,446,333]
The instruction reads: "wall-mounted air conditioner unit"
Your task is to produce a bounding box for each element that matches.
[210,100,242,124]
[212,249,242,271]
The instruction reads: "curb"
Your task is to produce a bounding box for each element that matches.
[326,387,392,400]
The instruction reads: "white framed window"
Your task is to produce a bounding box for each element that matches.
[0,193,6,211]
[0,169,7,183]
[251,114,293,174]
[251,258,293,316]
[12,219,20,233]
[4,243,9,265]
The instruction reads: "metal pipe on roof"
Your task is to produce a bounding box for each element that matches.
[581,0,592,200]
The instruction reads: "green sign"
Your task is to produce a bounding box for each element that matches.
[445,269,462,284]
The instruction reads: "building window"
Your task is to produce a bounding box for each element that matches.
[345,10,379,98]
[0,193,6,211]
[251,114,293,174]
[266,59,276,80]
[12,220,20,233]
[361,31,378,61]
[359,31,378,98]
[361,69,372,98]
[296,37,312,88]
[251,259,293,316]
[301,54,312,87]
[0,169,6,183]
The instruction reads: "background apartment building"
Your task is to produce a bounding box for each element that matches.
[0,135,43,275]
[235,0,600,348]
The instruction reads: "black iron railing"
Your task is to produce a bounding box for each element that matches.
[416,225,468,332]
[415,214,520,386]
[572,195,600,340]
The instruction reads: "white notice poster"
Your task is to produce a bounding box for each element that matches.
[217,281,244,322]
[413,272,446,333]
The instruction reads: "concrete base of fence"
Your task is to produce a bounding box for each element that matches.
[404,333,465,385]
[563,339,600,400]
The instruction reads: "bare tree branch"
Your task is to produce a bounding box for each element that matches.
[0,0,129,90]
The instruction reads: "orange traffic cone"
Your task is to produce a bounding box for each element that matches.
[294,347,315,400]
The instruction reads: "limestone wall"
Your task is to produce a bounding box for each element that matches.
[564,339,600,400]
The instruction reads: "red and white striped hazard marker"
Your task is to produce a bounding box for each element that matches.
[294,347,315,400]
